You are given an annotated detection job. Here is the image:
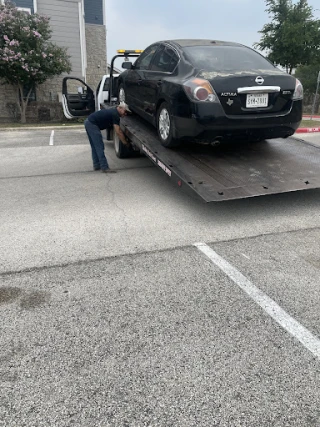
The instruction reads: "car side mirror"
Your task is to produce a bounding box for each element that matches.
[122,61,133,70]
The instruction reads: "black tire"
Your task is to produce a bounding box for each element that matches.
[156,102,180,148]
[114,132,132,158]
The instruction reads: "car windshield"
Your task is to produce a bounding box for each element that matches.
[183,45,276,73]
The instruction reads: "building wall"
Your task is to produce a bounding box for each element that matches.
[0,85,18,123]
[37,0,84,79]
[85,24,107,89]
[0,0,107,122]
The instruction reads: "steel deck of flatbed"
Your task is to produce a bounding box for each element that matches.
[118,115,320,202]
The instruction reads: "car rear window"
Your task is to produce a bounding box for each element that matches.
[183,45,276,73]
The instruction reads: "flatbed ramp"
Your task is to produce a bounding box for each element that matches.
[121,116,320,202]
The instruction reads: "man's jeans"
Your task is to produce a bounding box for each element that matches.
[84,119,109,170]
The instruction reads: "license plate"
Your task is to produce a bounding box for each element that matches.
[246,93,268,108]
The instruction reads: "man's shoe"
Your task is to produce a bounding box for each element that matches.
[94,167,101,171]
[101,169,117,174]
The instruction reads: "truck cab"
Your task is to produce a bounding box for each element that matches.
[96,73,120,110]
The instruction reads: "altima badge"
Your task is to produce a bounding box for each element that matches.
[226,99,234,106]
[255,76,264,85]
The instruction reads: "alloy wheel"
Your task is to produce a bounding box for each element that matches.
[159,108,170,141]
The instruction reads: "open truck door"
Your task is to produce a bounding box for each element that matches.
[62,77,95,119]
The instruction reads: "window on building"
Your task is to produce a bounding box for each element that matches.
[21,84,36,103]
[17,7,32,14]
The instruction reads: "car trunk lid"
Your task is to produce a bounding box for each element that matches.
[199,70,296,116]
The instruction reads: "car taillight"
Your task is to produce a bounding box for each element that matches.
[183,78,219,103]
[293,79,303,100]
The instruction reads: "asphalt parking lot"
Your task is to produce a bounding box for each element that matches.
[1,127,320,426]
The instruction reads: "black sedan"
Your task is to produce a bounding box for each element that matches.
[117,39,303,147]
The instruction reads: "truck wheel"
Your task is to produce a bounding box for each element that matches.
[114,132,132,158]
[156,102,180,148]
[118,84,126,103]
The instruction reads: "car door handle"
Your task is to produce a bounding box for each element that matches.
[157,80,163,86]
[137,78,142,85]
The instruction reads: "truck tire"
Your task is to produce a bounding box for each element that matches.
[156,102,180,148]
[114,132,132,158]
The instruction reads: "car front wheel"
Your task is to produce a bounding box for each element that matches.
[156,102,180,148]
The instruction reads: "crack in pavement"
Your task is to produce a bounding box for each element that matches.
[1,225,319,277]
[0,165,154,180]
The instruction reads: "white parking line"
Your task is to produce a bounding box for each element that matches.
[194,242,320,360]
[49,130,55,146]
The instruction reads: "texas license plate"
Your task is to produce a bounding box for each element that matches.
[246,93,268,108]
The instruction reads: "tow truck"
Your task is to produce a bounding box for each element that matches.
[62,50,320,202]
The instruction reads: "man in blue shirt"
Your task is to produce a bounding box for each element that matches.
[84,102,131,173]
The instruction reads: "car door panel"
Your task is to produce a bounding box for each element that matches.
[141,46,180,120]
[123,44,160,120]
[62,77,95,119]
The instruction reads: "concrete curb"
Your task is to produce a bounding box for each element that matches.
[0,125,84,131]
[0,124,319,135]
[296,127,320,133]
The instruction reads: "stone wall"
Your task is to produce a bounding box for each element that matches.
[0,77,66,123]
[0,84,18,123]
[85,24,107,89]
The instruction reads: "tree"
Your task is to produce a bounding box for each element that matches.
[254,0,320,74]
[0,2,71,123]
[295,63,320,93]
[295,62,320,112]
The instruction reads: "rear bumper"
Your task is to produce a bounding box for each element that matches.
[172,100,302,141]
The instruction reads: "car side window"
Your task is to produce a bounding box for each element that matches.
[150,47,179,73]
[103,78,109,91]
[134,45,159,70]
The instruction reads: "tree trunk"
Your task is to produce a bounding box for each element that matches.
[17,83,33,124]
[20,106,27,124]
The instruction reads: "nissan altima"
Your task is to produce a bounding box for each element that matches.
[117,39,303,147]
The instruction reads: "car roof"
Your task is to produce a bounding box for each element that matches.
[162,39,244,48]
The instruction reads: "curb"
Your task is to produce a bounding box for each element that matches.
[0,125,84,131]
[296,127,320,133]
[303,115,320,119]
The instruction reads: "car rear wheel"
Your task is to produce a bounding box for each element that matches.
[114,132,131,158]
[156,102,180,148]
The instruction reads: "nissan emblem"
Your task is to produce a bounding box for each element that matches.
[255,76,264,85]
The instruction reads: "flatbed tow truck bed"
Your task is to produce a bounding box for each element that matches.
[106,108,320,202]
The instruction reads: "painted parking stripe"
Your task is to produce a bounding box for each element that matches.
[194,242,320,360]
[49,130,54,146]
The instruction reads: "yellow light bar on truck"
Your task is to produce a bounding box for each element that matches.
[117,49,143,54]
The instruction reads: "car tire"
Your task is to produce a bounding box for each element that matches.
[156,102,180,148]
[114,132,132,158]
